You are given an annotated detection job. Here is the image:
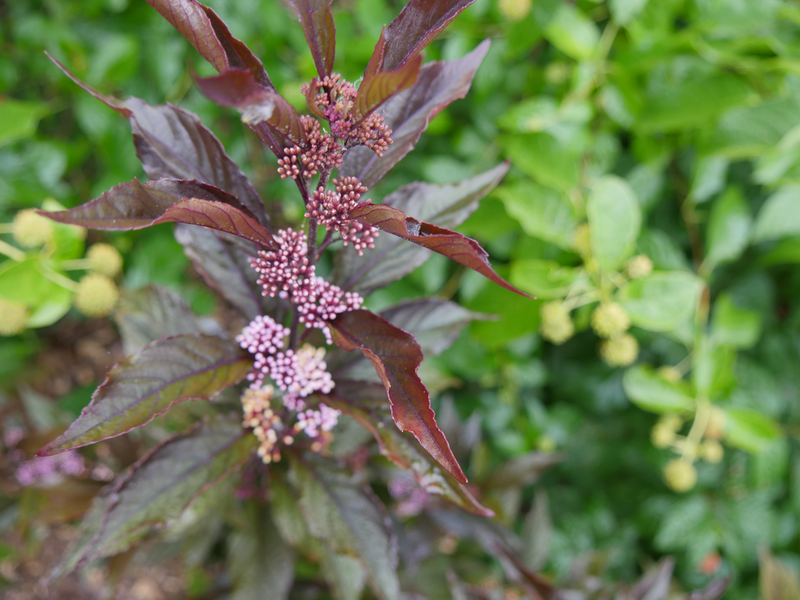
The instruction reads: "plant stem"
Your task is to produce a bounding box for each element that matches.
[0,240,26,261]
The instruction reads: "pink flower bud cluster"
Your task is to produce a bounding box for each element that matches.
[295,277,363,343]
[15,451,85,486]
[279,74,392,184]
[250,228,313,300]
[305,177,379,256]
[249,229,364,341]
[239,345,341,464]
[236,315,290,389]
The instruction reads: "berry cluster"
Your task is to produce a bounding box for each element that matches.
[236,315,291,389]
[249,228,364,342]
[277,74,394,185]
[305,177,379,255]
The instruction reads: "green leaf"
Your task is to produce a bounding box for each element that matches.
[509,260,580,299]
[753,185,800,243]
[636,73,754,133]
[0,258,74,328]
[496,183,577,249]
[500,133,579,192]
[622,365,694,414]
[693,339,736,398]
[52,420,255,575]
[610,0,649,25]
[711,293,762,349]
[228,503,295,600]
[705,186,752,268]
[690,156,729,204]
[707,95,800,158]
[292,457,400,600]
[587,176,641,271]
[619,271,702,331]
[543,4,600,61]
[724,408,782,454]
[0,100,48,146]
[39,334,252,455]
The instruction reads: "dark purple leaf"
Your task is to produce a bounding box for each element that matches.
[325,382,492,517]
[378,0,477,72]
[340,40,490,189]
[145,0,273,88]
[195,69,305,146]
[288,0,336,78]
[335,163,508,293]
[349,203,530,298]
[38,334,252,456]
[115,285,224,355]
[152,198,277,248]
[229,504,295,600]
[380,299,489,356]
[684,578,729,600]
[46,53,269,224]
[51,420,255,574]
[328,309,466,484]
[41,177,250,229]
[174,225,273,321]
[291,457,400,600]
[352,55,422,125]
[363,26,386,79]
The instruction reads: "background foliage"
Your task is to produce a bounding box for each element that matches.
[1,0,800,598]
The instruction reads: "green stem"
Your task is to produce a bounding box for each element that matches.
[0,239,26,262]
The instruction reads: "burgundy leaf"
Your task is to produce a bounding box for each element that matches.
[349,203,531,298]
[335,163,509,293]
[51,420,255,574]
[328,309,466,484]
[41,178,249,230]
[174,224,276,320]
[363,26,386,80]
[379,0,477,72]
[352,55,422,125]
[46,53,269,226]
[340,40,490,189]
[145,0,273,88]
[38,335,252,456]
[324,382,492,517]
[195,69,305,145]
[152,198,277,248]
[288,0,336,78]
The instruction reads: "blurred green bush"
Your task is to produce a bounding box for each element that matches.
[2,0,800,597]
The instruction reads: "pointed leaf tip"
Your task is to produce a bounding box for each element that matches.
[328,309,467,484]
[350,203,532,299]
[38,334,252,456]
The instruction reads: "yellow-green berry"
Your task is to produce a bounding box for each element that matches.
[626,254,653,279]
[598,333,638,367]
[537,435,557,453]
[498,0,531,20]
[658,366,682,383]
[0,298,29,336]
[699,440,724,464]
[540,302,574,345]
[663,459,697,492]
[591,303,630,339]
[86,243,123,277]
[74,274,119,318]
[651,423,675,449]
[659,414,682,432]
[705,407,725,440]
[12,209,54,248]
[572,223,592,258]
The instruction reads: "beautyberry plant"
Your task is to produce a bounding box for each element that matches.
[33,0,531,594]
